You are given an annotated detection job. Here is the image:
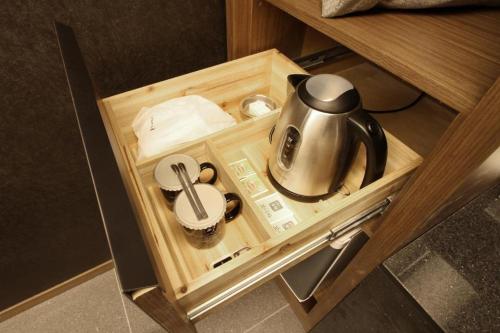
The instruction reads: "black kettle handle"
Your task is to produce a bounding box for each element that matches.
[348,111,387,188]
[287,74,310,89]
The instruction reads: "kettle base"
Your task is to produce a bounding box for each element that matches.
[267,166,336,203]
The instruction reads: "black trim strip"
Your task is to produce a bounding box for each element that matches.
[293,45,352,70]
[54,22,157,292]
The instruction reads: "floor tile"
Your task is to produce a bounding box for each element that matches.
[311,267,441,333]
[245,305,304,333]
[122,294,166,333]
[0,270,129,333]
[385,184,500,332]
[195,280,289,333]
[0,272,295,333]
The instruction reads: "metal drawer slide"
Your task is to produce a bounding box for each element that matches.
[187,197,392,320]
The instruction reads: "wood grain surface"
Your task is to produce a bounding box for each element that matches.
[266,0,500,114]
[127,112,419,311]
[225,3,499,329]
[226,0,305,60]
[100,50,421,313]
[308,77,500,325]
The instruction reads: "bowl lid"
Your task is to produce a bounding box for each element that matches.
[174,184,226,230]
[154,154,200,191]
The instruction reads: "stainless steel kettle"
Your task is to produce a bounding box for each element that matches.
[268,74,387,201]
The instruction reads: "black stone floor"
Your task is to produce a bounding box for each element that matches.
[385,184,500,332]
[314,184,499,333]
[312,267,442,333]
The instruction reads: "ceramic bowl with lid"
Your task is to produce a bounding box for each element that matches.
[154,154,218,206]
[174,183,242,249]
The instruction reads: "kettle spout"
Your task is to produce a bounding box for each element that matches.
[287,74,310,90]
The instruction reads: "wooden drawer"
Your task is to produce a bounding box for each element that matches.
[97,49,421,317]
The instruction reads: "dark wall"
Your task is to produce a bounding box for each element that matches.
[0,0,226,310]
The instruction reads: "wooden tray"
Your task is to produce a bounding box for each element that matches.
[100,49,299,164]
[99,50,422,314]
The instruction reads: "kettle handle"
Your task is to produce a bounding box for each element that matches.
[287,74,311,89]
[347,111,387,188]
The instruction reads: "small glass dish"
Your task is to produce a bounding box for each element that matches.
[240,94,278,119]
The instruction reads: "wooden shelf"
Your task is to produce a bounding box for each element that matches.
[310,60,456,156]
[266,0,500,113]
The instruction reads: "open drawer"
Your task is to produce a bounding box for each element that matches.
[99,50,421,314]
[56,23,421,323]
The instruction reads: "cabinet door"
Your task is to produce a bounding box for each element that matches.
[55,22,198,333]
[54,22,156,293]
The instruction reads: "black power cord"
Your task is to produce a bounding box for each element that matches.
[365,92,425,114]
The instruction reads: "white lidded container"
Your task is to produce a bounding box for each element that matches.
[174,184,241,248]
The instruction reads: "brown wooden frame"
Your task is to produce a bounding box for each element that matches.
[225,0,500,330]
[306,79,500,326]
[50,5,499,333]
[99,48,422,330]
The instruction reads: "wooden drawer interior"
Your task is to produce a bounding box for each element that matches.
[211,116,419,223]
[101,50,301,164]
[133,140,269,290]
[99,50,424,312]
[126,112,420,310]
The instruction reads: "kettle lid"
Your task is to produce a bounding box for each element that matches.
[298,74,360,114]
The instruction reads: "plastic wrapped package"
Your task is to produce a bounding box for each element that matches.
[132,95,236,161]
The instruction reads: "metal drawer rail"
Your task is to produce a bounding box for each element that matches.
[187,197,392,320]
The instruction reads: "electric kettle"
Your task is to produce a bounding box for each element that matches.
[268,74,387,201]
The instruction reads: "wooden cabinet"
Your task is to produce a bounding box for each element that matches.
[224,0,500,330]
[100,49,420,318]
[56,0,500,330]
